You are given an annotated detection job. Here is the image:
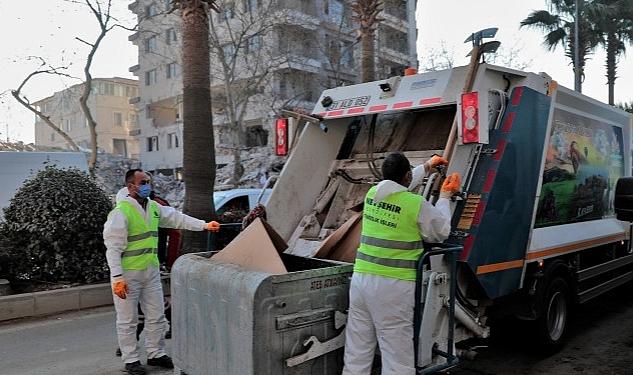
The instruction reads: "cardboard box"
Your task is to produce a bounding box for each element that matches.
[314,213,361,263]
[212,218,289,274]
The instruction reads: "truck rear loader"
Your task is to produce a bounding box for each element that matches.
[173,59,633,374]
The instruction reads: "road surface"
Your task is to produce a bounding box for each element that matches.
[0,306,172,375]
[1,283,632,375]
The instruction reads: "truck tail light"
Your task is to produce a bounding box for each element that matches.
[275,118,288,156]
[461,92,480,144]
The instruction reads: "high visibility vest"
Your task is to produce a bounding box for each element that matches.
[114,200,160,271]
[354,186,424,281]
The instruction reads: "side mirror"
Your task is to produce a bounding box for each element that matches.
[614,177,633,222]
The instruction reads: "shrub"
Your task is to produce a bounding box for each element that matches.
[0,166,112,283]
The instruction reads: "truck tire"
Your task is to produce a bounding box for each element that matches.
[533,276,570,352]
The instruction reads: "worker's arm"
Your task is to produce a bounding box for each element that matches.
[417,172,460,243]
[410,156,448,191]
[418,198,452,243]
[158,205,207,231]
[103,209,128,278]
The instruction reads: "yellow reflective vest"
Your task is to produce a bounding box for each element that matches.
[114,200,161,271]
[354,186,424,281]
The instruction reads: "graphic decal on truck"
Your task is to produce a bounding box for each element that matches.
[536,108,625,227]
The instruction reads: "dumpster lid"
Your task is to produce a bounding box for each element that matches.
[213,218,289,274]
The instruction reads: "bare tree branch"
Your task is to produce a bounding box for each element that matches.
[10,59,80,151]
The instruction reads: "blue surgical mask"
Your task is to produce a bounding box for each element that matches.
[137,184,152,199]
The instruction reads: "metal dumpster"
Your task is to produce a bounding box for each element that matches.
[171,252,353,375]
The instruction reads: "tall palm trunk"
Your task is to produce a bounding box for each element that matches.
[605,31,618,105]
[180,0,216,253]
[352,0,383,83]
[360,30,376,82]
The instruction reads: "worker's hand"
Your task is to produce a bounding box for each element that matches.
[424,155,448,171]
[440,173,461,199]
[206,221,220,232]
[111,277,128,300]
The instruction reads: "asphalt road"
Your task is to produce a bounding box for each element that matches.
[451,284,633,375]
[1,283,632,375]
[0,306,172,375]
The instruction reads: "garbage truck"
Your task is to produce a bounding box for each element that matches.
[172,58,633,374]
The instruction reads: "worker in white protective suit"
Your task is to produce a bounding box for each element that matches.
[342,152,461,375]
[104,169,220,375]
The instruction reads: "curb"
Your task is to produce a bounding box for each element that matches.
[0,277,171,322]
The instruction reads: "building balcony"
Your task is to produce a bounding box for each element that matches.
[128,1,138,11]
[381,13,409,32]
[129,96,141,105]
[128,32,140,42]
[129,128,141,136]
[129,64,140,73]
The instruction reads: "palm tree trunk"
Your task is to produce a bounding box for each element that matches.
[180,0,216,253]
[606,32,618,105]
[360,31,376,82]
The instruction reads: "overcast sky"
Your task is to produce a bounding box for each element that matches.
[1,0,631,143]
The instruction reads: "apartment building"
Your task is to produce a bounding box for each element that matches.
[33,78,141,158]
[127,0,417,174]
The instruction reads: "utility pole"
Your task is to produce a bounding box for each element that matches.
[574,0,581,92]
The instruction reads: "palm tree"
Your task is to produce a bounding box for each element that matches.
[589,0,633,105]
[520,0,601,93]
[351,0,383,83]
[175,0,220,252]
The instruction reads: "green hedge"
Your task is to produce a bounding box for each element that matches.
[0,166,112,283]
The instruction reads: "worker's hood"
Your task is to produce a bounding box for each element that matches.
[116,187,129,203]
[373,180,407,203]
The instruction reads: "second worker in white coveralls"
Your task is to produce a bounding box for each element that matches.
[342,152,461,375]
[103,169,220,375]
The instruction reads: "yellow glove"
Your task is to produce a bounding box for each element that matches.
[111,277,128,300]
[425,155,448,171]
[440,173,461,199]
[206,221,220,232]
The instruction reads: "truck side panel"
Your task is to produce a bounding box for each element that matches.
[453,87,552,299]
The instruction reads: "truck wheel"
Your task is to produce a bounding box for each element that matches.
[533,276,570,352]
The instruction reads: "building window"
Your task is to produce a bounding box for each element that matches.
[98,82,116,96]
[222,43,236,58]
[167,132,179,149]
[218,3,234,21]
[166,62,179,78]
[50,132,55,141]
[145,36,158,53]
[147,136,159,152]
[243,0,260,12]
[145,3,158,17]
[113,112,123,127]
[247,35,262,53]
[125,86,139,98]
[145,69,158,85]
[166,28,177,44]
[129,113,139,127]
[246,125,268,147]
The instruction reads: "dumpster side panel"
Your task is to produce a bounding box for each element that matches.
[253,261,353,374]
[171,254,269,375]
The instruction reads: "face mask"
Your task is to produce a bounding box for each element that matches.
[137,184,152,199]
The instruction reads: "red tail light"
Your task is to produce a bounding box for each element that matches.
[275,118,288,156]
[461,92,480,144]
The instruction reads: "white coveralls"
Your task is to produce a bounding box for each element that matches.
[103,188,206,364]
[342,165,452,375]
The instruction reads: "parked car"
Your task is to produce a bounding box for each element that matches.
[210,188,272,250]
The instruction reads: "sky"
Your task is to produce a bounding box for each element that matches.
[0,0,631,143]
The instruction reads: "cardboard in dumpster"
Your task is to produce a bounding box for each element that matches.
[314,212,361,263]
[212,218,289,274]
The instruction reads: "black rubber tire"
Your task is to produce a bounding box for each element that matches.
[533,276,571,353]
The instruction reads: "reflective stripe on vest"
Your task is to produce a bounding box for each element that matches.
[354,186,424,281]
[115,200,160,271]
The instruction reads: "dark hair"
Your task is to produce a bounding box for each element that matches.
[381,152,410,184]
[125,169,144,184]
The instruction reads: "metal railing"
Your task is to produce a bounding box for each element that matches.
[413,244,462,374]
